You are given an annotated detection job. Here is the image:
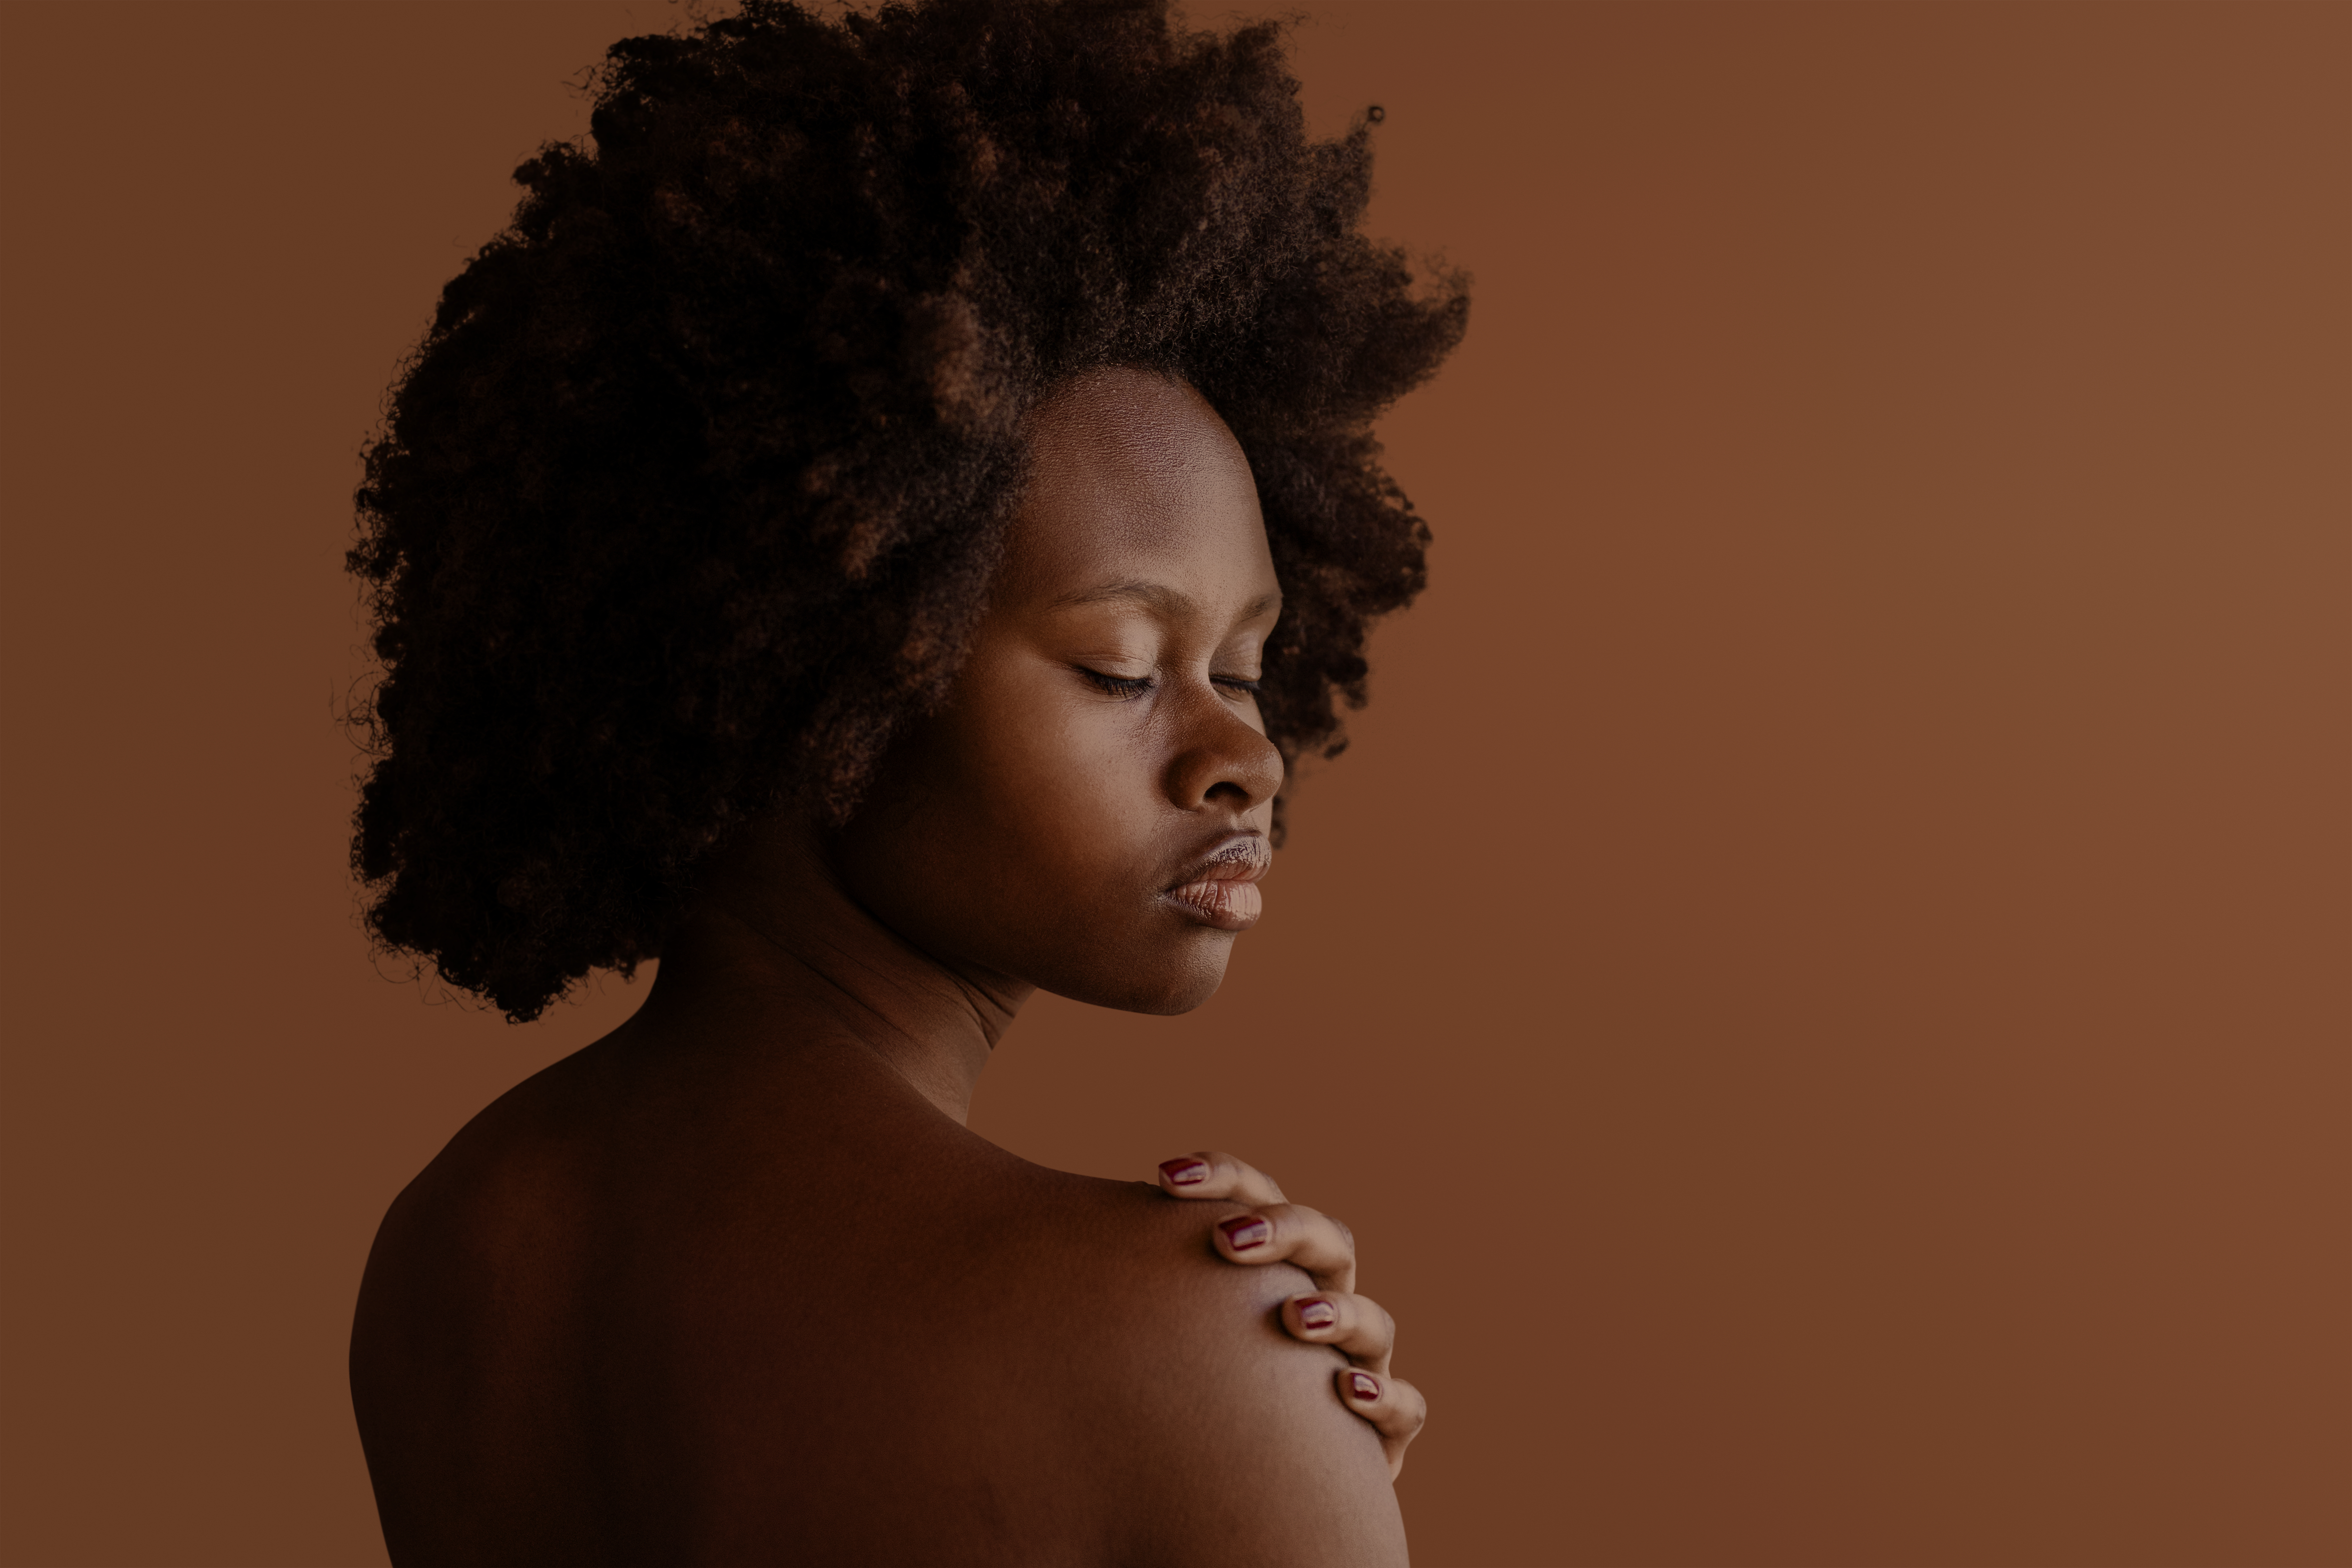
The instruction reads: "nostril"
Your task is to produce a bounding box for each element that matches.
[1168,715,1285,811]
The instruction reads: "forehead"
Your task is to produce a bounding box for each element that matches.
[1008,368,1270,590]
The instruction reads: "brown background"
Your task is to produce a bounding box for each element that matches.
[1,2,2346,1564]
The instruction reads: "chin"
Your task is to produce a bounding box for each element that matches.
[1041,931,1236,1016]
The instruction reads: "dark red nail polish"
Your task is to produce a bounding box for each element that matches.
[1349,1371,1381,1402]
[1219,1215,1271,1251]
[1297,1298,1337,1330]
[1160,1158,1210,1186]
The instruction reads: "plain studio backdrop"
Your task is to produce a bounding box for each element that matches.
[1,3,2346,1564]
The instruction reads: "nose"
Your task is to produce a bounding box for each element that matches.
[1164,689,1285,816]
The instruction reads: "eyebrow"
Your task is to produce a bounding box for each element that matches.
[1049,579,1281,620]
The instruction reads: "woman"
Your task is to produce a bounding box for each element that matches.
[347,0,1467,1560]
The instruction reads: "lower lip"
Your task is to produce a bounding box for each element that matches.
[1165,879,1263,932]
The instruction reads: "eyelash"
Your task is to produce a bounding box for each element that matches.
[1079,668,1153,699]
[1077,668,1262,699]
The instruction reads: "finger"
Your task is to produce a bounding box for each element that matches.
[1336,1368,1427,1479]
[1153,1150,1287,1207]
[1210,1203,1356,1293]
[1281,1291,1395,1375]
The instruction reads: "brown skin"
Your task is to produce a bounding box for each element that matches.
[350,370,1422,1565]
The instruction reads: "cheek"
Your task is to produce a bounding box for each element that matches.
[847,653,1251,1020]
[954,708,1239,1012]
[842,679,1232,1010]
[952,693,1160,895]
[845,675,1157,942]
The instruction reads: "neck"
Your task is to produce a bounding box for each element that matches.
[629,817,1030,1125]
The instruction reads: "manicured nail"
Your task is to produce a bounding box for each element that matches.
[1297,1298,1338,1330]
[1160,1158,1210,1186]
[1219,1215,1271,1251]
[1349,1371,1381,1402]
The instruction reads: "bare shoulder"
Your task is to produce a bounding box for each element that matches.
[1008,1170,1409,1568]
[353,1037,630,1427]
[350,1046,623,1563]
[358,1042,610,1295]
[351,1051,1407,1563]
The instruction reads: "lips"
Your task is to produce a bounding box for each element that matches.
[1164,835,1271,931]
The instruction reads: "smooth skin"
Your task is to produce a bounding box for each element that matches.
[351,369,1421,1564]
[1158,1149,1427,1474]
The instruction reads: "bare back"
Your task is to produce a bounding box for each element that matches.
[350,1027,1405,1565]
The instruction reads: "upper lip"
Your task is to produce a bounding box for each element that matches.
[1168,833,1271,889]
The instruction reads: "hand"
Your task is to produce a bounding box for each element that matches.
[1155,1150,1427,1479]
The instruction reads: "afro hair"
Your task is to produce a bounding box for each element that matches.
[347,0,1469,1020]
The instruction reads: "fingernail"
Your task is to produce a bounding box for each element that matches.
[1160,1158,1210,1186]
[1297,1298,1337,1330]
[1218,1215,1271,1251]
[1349,1371,1381,1402]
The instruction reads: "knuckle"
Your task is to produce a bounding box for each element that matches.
[1400,1386,1428,1432]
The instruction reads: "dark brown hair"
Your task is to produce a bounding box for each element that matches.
[348,0,1468,1020]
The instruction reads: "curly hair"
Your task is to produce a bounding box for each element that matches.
[348,0,1468,1021]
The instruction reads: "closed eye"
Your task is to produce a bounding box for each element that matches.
[1077,666,1154,699]
[1213,674,1263,695]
